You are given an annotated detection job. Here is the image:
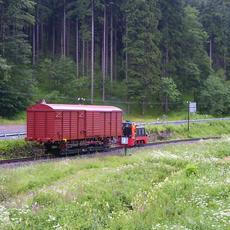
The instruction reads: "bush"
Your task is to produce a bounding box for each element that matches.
[198,70,230,115]
[0,140,39,160]
[185,164,198,177]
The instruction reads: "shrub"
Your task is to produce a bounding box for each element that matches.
[0,140,39,160]
[198,70,230,115]
[185,164,198,177]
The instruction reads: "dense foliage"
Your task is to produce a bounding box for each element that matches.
[1,0,230,116]
[198,71,230,115]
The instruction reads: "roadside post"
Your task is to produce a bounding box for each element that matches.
[121,137,129,156]
[187,102,197,131]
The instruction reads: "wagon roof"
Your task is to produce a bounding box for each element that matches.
[27,103,122,112]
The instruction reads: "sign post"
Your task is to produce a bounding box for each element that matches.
[188,102,190,131]
[187,102,197,131]
[121,137,129,156]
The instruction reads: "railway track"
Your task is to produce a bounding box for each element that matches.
[0,136,221,167]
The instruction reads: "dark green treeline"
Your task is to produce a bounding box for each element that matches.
[1,0,230,116]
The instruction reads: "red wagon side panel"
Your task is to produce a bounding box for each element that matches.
[26,103,122,143]
[63,111,71,139]
[104,113,111,136]
[117,112,122,136]
[27,111,34,139]
[54,111,62,140]
[27,111,55,141]
[70,111,79,139]
[93,112,104,136]
[86,111,105,138]
[78,111,86,139]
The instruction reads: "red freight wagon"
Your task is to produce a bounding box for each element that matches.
[26,102,123,154]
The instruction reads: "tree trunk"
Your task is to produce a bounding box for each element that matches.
[110,6,113,87]
[41,23,44,55]
[209,38,212,69]
[102,4,106,101]
[163,47,168,114]
[91,0,95,103]
[105,11,109,79]
[82,39,85,76]
[86,41,89,76]
[165,47,169,75]
[142,100,145,116]
[101,41,103,73]
[125,18,128,81]
[164,96,169,113]
[61,30,63,57]
[32,25,36,65]
[63,0,66,57]
[52,19,55,57]
[66,19,70,56]
[1,6,5,56]
[76,19,79,77]
[114,27,117,81]
[36,1,39,61]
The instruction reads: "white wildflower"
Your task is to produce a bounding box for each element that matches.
[0,205,11,226]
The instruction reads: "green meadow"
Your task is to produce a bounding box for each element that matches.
[0,137,229,229]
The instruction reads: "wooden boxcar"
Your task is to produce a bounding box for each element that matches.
[26,103,123,143]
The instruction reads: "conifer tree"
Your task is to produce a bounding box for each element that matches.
[0,0,35,116]
[123,0,161,114]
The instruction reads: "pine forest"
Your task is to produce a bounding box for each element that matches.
[1,0,230,117]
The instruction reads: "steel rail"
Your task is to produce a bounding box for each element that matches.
[0,136,221,167]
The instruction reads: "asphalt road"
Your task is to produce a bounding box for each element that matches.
[1,117,230,139]
[136,117,230,126]
[0,125,26,139]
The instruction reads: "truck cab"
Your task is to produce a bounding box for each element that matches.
[122,121,148,147]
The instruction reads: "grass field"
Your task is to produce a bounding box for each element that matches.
[0,113,26,125]
[146,121,230,140]
[0,138,229,229]
[125,111,213,122]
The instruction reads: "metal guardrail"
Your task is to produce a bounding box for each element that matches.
[0,132,26,139]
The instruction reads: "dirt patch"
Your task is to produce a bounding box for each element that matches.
[224,156,230,161]
[148,131,173,142]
